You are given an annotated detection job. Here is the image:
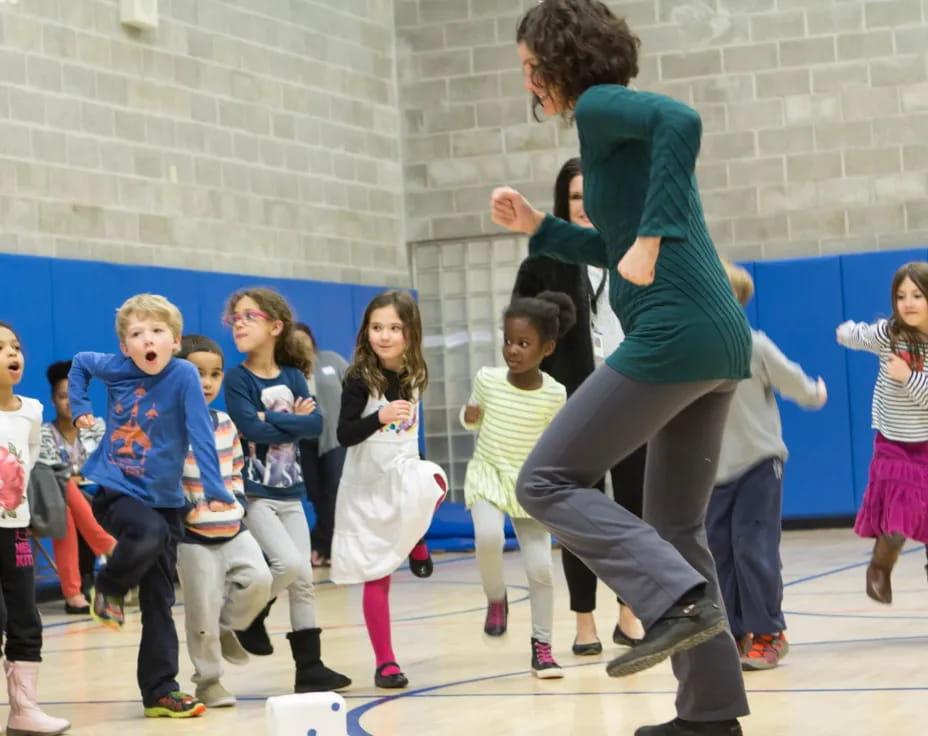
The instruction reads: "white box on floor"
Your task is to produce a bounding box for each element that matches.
[266,692,347,736]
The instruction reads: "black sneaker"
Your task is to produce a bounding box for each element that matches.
[635,717,742,735]
[530,638,563,679]
[606,596,726,678]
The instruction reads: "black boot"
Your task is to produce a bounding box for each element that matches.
[635,718,742,735]
[235,598,275,655]
[288,628,352,693]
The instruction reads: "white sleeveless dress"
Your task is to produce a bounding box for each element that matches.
[330,392,447,584]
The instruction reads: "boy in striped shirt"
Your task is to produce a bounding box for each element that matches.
[175,335,272,708]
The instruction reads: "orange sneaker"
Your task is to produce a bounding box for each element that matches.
[741,633,780,671]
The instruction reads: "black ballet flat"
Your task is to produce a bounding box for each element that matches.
[613,624,643,648]
[65,602,91,615]
[375,662,408,689]
[572,639,603,656]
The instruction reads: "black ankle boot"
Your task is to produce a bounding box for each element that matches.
[635,718,742,735]
[234,598,276,655]
[288,628,351,692]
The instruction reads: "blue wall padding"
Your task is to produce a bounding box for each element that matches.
[3,245,928,570]
[839,248,928,506]
[753,256,856,517]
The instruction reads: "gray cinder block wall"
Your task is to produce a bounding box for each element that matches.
[0,0,407,285]
[2,1,927,287]
[397,0,928,262]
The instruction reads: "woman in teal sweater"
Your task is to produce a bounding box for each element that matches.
[490,3,751,735]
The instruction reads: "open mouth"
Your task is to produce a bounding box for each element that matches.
[7,362,21,372]
[145,351,157,362]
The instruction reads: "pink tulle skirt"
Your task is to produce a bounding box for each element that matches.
[854,432,928,542]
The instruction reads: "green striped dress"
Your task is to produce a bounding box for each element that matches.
[461,366,566,518]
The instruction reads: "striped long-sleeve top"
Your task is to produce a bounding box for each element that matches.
[838,318,928,442]
[460,366,566,518]
[181,408,245,543]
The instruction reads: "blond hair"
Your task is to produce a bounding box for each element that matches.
[722,261,754,307]
[115,294,183,343]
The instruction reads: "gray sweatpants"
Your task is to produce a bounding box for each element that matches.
[516,363,749,721]
[471,499,554,643]
[245,497,317,631]
[176,531,272,686]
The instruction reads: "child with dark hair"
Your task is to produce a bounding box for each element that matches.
[461,291,575,678]
[174,335,272,707]
[38,359,115,614]
[331,290,448,690]
[837,261,928,605]
[291,323,349,568]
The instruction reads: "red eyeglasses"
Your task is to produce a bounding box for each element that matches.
[222,309,271,327]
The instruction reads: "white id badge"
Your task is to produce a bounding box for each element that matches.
[592,328,606,361]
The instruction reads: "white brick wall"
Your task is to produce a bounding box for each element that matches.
[0,0,408,285]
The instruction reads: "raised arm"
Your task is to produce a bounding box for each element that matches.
[836,320,888,355]
[460,369,488,432]
[754,332,824,409]
[67,352,116,423]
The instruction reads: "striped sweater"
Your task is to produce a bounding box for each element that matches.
[461,366,566,518]
[838,319,928,442]
[182,409,245,543]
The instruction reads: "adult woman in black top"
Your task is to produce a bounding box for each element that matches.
[512,157,647,655]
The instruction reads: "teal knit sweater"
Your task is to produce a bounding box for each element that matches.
[529,84,751,384]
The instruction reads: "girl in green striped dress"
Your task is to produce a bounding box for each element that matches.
[461,292,575,679]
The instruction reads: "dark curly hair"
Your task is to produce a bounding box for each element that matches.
[505,291,577,343]
[517,0,640,120]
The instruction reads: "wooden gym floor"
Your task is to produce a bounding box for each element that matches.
[27,529,928,735]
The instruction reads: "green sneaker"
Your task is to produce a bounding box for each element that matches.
[90,586,125,631]
[143,691,206,718]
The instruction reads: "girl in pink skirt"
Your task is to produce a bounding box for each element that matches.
[837,261,928,604]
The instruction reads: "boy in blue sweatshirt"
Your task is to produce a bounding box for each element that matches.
[69,294,240,719]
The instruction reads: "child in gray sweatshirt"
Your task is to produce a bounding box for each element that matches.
[707,262,827,672]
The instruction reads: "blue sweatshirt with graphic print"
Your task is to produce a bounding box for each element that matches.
[68,353,236,508]
[223,363,323,500]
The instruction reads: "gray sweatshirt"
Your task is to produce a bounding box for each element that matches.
[311,350,349,455]
[715,330,822,485]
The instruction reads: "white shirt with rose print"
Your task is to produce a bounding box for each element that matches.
[0,396,42,529]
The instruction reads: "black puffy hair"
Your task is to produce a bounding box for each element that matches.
[504,290,577,343]
[45,360,71,389]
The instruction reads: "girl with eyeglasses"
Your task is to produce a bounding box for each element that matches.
[222,288,350,694]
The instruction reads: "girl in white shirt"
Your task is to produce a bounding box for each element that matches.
[0,321,70,736]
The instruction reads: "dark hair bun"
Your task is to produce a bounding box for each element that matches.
[536,290,577,338]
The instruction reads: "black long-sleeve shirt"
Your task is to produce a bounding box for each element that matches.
[336,371,402,448]
[512,256,594,396]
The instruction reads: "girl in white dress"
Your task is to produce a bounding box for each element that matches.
[331,291,447,689]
